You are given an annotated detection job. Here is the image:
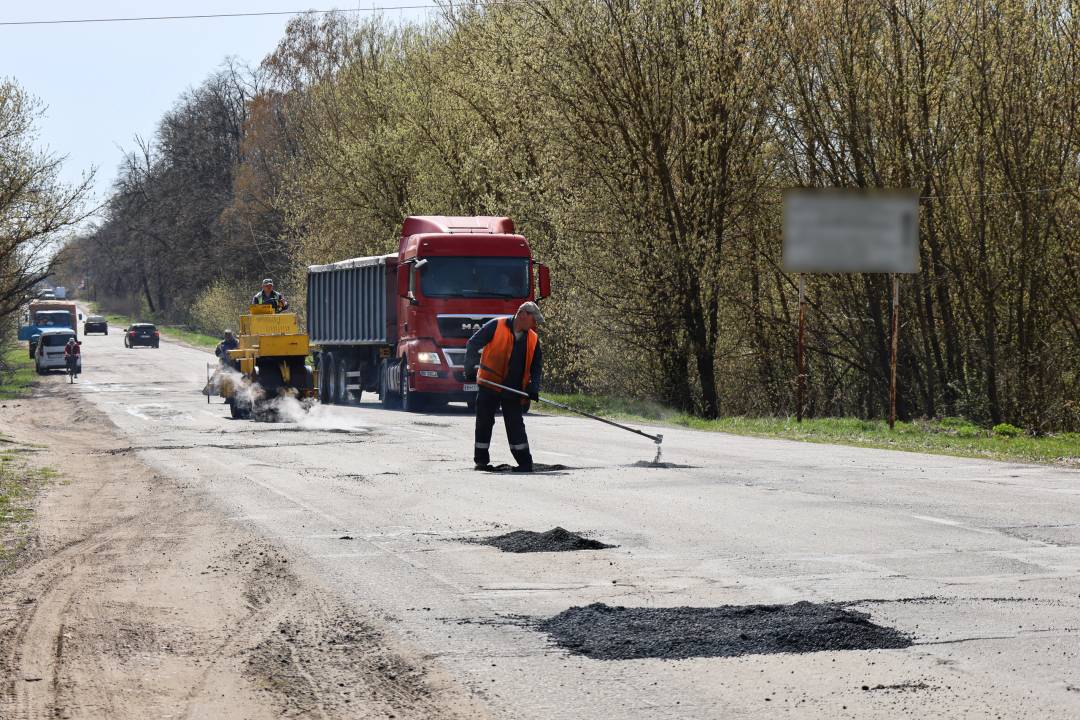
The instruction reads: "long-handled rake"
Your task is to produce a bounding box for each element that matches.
[478,378,664,464]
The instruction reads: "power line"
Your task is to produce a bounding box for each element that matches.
[0,5,448,27]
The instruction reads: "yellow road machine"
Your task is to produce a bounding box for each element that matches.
[216,304,317,419]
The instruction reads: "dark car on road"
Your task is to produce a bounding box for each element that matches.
[84,315,108,335]
[124,323,160,348]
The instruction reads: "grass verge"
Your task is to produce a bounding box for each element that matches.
[0,345,36,399]
[542,394,1080,467]
[102,312,218,350]
[0,443,53,572]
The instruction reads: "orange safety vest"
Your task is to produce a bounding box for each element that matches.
[477,319,537,393]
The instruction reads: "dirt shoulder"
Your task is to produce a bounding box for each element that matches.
[0,381,488,719]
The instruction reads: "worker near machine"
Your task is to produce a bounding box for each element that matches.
[464,301,544,472]
[252,278,288,312]
[215,329,238,364]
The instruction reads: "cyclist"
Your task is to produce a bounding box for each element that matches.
[64,337,81,379]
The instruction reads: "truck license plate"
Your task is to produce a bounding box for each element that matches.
[463,383,478,392]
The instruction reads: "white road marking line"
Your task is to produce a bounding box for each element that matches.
[125,406,151,421]
[247,477,348,527]
[910,514,998,535]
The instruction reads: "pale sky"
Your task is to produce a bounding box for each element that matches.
[0,1,431,218]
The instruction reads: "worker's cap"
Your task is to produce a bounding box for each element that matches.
[224,329,234,337]
[262,278,274,286]
[516,301,545,324]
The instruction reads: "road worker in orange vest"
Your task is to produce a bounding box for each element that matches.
[463,301,544,472]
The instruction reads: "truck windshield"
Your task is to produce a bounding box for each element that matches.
[420,257,529,299]
[34,311,71,327]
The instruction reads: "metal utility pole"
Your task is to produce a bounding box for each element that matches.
[889,275,899,430]
[797,274,806,423]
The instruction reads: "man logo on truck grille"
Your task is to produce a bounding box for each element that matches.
[462,322,483,332]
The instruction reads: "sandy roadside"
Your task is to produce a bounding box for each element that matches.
[0,379,489,719]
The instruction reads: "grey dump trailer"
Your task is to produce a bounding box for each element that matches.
[307,254,398,406]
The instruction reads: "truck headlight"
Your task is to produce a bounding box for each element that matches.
[416,351,441,365]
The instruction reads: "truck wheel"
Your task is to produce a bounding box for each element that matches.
[323,354,337,404]
[335,358,350,406]
[400,360,425,412]
[316,354,329,404]
[379,360,396,409]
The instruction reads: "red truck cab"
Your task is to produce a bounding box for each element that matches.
[392,216,549,408]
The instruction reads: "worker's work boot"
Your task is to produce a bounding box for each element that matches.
[474,447,491,471]
[510,447,533,473]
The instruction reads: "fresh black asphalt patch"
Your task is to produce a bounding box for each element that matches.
[537,601,912,660]
[628,460,698,469]
[466,527,615,553]
[476,463,570,473]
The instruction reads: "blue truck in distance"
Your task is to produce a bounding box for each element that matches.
[19,300,81,358]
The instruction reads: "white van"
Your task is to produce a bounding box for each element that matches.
[35,328,80,374]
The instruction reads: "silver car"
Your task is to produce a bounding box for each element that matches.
[35,328,80,375]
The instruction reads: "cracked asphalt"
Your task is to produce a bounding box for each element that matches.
[58,321,1080,718]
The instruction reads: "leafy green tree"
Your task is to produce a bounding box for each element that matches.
[0,80,92,320]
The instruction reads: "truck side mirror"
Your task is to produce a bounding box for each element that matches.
[537,263,551,300]
[398,260,427,304]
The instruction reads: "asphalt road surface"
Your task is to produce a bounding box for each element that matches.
[59,320,1080,718]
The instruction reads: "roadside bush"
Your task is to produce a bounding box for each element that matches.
[189,279,251,337]
[992,423,1023,438]
[936,417,986,439]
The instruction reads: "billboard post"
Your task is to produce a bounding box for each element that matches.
[797,274,806,422]
[889,275,900,429]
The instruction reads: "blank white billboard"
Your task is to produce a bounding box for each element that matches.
[783,190,920,273]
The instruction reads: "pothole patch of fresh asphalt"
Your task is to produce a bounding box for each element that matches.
[462,527,616,553]
[535,601,913,660]
[626,460,699,469]
[476,463,572,473]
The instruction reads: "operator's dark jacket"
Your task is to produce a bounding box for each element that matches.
[215,336,239,359]
[463,317,543,394]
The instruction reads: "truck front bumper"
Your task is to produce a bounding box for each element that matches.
[410,369,477,401]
